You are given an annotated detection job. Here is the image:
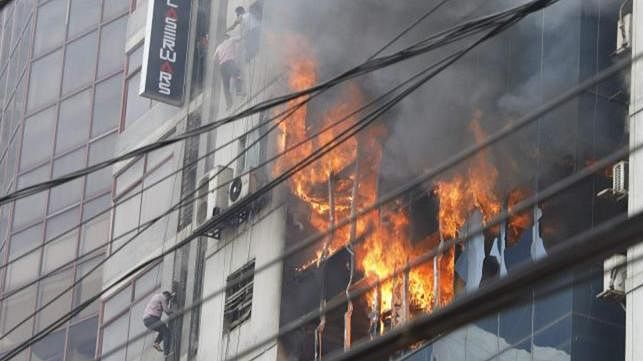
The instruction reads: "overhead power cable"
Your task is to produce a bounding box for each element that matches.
[93,50,640,361]
[1,3,573,359]
[0,0,481,320]
[225,139,640,361]
[0,8,525,356]
[0,0,557,207]
[322,210,643,361]
[0,0,462,308]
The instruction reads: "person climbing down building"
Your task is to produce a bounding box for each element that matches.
[214,33,243,109]
[143,291,175,357]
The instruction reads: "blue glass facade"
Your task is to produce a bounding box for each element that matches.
[403,0,627,360]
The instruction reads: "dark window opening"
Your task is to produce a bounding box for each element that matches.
[224,260,254,332]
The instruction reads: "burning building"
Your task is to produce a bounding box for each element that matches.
[92,1,631,361]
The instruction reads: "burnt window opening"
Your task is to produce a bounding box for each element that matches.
[224,260,255,332]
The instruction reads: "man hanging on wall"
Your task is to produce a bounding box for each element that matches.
[143,290,176,357]
[214,33,243,110]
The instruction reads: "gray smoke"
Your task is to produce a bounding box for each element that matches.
[263,0,624,196]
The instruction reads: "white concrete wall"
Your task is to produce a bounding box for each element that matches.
[626,1,643,360]
[197,207,286,361]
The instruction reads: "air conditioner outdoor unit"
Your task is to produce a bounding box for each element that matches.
[195,166,233,227]
[228,171,257,206]
[597,254,626,302]
[613,161,628,199]
[616,12,632,55]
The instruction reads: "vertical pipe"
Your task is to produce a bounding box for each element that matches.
[344,160,359,351]
[316,171,336,360]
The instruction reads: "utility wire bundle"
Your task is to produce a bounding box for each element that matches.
[0,0,510,342]
[1,1,636,361]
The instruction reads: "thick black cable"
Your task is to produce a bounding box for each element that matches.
[82,10,597,361]
[0,1,568,357]
[0,0,556,207]
[0,0,501,282]
[93,50,641,361]
[0,24,495,360]
[0,0,485,315]
[322,210,643,361]
[226,139,638,361]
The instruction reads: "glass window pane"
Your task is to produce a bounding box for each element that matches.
[102,0,128,21]
[17,163,50,188]
[81,194,110,255]
[9,223,42,261]
[43,207,80,274]
[57,89,91,153]
[63,30,98,94]
[0,286,36,353]
[88,133,115,165]
[141,160,175,224]
[28,49,63,112]
[20,106,56,170]
[68,0,100,37]
[5,248,40,290]
[13,192,47,229]
[74,257,103,319]
[113,186,140,240]
[126,297,155,361]
[97,16,126,78]
[134,264,161,299]
[127,45,143,76]
[124,72,149,128]
[115,157,143,195]
[67,316,99,361]
[103,285,131,322]
[33,0,67,56]
[36,268,74,332]
[100,315,128,361]
[49,149,86,212]
[92,74,122,137]
[85,167,112,197]
[31,328,66,361]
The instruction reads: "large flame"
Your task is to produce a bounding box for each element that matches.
[276,36,455,315]
[434,111,502,239]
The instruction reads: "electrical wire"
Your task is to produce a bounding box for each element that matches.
[0,0,484,317]
[0,0,493,283]
[91,50,640,361]
[0,0,557,207]
[0,14,516,358]
[0,2,592,358]
[322,210,643,361]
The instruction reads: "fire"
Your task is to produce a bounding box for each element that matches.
[276,36,454,317]
[506,187,533,247]
[434,111,502,239]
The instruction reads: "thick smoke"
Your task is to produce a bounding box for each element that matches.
[264,0,624,197]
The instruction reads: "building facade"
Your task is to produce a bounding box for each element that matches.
[0,1,152,361]
[0,1,629,361]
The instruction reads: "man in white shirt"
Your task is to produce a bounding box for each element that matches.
[228,6,261,62]
[214,34,243,109]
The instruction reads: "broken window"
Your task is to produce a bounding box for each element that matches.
[224,260,255,332]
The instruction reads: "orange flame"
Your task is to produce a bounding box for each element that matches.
[277,36,454,319]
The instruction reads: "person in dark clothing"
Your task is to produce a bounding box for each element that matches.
[143,291,175,357]
[214,34,243,109]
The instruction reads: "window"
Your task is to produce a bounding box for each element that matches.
[33,0,67,56]
[68,0,100,38]
[20,106,56,170]
[27,49,63,111]
[92,74,123,137]
[102,0,129,21]
[123,71,151,128]
[62,31,99,94]
[99,264,162,361]
[57,89,92,153]
[224,260,255,332]
[66,316,99,361]
[97,16,126,78]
